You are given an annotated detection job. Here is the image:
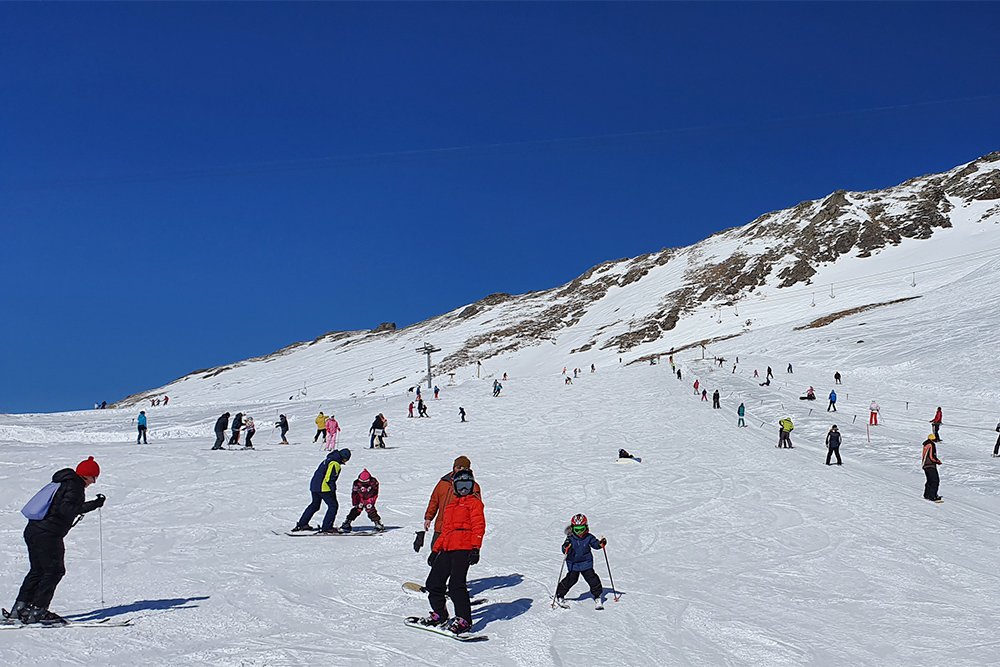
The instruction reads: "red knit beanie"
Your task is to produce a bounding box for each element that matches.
[76,456,100,478]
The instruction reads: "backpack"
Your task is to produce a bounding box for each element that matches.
[22,482,60,521]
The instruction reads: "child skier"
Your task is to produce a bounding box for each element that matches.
[340,469,384,532]
[555,514,607,610]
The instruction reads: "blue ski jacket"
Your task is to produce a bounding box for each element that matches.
[561,532,604,572]
[309,450,348,492]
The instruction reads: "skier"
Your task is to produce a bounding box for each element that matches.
[502,373,507,381]
[693,380,699,395]
[565,377,573,385]
[212,412,230,450]
[408,402,414,418]
[922,434,942,501]
[869,401,881,426]
[737,402,746,427]
[828,390,837,412]
[834,372,842,385]
[676,369,682,381]
[434,386,440,399]
[760,377,771,387]
[591,364,595,373]
[293,448,351,532]
[243,416,256,449]
[340,469,384,532]
[414,469,485,636]
[229,412,243,446]
[930,407,943,442]
[418,398,429,417]
[701,389,708,402]
[778,417,793,448]
[825,425,842,465]
[459,407,466,423]
[766,366,773,381]
[5,457,105,625]
[419,456,482,551]
[163,395,169,406]
[787,363,793,374]
[993,420,1000,457]
[136,411,148,444]
[370,414,387,448]
[753,369,758,379]
[324,414,341,451]
[276,414,289,444]
[313,412,326,443]
[732,363,737,374]
[712,389,721,409]
[416,387,421,400]
[493,382,502,397]
[554,514,607,610]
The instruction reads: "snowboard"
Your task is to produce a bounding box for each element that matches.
[613,457,641,464]
[401,582,489,606]
[278,527,395,537]
[403,617,488,642]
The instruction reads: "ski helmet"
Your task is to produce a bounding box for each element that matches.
[570,514,589,535]
[452,468,475,497]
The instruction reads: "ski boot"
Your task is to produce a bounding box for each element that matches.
[291,524,316,532]
[318,526,341,534]
[23,606,67,625]
[2,601,28,624]
[416,611,448,627]
[594,598,604,610]
[339,520,353,533]
[373,521,386,532]
[447,617,472,634]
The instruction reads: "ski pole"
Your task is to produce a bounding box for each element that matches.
[602,539,619,602]
[98,507,105,605]
[551,552,568,609]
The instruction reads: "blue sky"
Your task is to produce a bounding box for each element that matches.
[2,2,998,413]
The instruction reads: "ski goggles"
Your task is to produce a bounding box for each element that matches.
[454,479,475,496]
[571,525,588,534]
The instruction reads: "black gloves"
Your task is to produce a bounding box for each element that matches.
[427,551,438,567]
[413,530,425,553]
[94,494,106,508]
[468,548,480,566]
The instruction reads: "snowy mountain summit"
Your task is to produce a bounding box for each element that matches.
[123,151,1000,407]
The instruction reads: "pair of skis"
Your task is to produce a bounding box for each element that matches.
[1,611,131,629]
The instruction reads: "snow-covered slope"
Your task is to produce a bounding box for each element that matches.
[3,153,1000,666]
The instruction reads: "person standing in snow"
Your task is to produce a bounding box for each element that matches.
[418,398,429,417]
[340,468,384,532]
[414,468,485,636]
[313,412,326,443]
[922,435,942,501]
[243,416,256,449]
[276,414,289,444]
[369,413,387,448]
[828,390,838,412]
[136,411,148,444]
[434,386,440,399]
[753,369,759,379]
[712,389,721,409]
[778,417,794,448]
[229,412,243,446]
[693,380,700,395]
[869,401,880,426]
[992,420,1000,457]
[825,425,842,465]
[493,382,502,397]
[701,389,708,402]
[787,363,793,374]
[591,364,595,373]
[930,407,943,442]
[419,456,482,552]
[766,366,773,381]
[554,514,607,610]
[737,402,746,427]
[293,448,351,532]
[163,396,169,406]
[324,415,340,451]
[459,407,466,423]
[5,457,105,625]
[408,402,415,418]
[212,412,230,450]
[834,372,842,385]
[676,369,682,380]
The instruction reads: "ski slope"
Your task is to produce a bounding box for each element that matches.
[3,332,1000,665]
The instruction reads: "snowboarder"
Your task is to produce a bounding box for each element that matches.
[930,407,943,441]
[340,469,384,532]
[834,372,842,385]
[414,468,485,636]
[801,387,816,400]
[420,456,482,551]
[276,414,289,444]
[243,416,256,449]
[618,449,641,462]
[869,401,880,426]
[554,514,607,610]
[370,414,387,448]
[229,412,243,446]
[434,386,440,399]
[213,412,230,450]
[293,448,351,532]
[6,457,105,625]
[828,390,837,412]
[737,402,746,427]
[922,435,942,501]
[712,389,721,409]
[760,377,771,387]
[313,412,326,443]
[324,415,341,451]
[778,418,793,448]
[136,411,148,444]
[825,425,842,465]
[459,407,466,423]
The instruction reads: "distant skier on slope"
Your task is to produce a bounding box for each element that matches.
[834,371,842,385]
[324,415,340,451]
[136,411,148,444]
[293,448,351,532]
[242,416,256,449]
[778,418,794,448]
[869,401,880,426]
[276,414,289,444]
[229,412,243,446]
[370,414,387,448]
[737,402,746,427]
[340,469,384,532]
[825,425,842,465]
[930,407,943,442]
[313,412,326,443]
[459,407,466,423]
[212,412,230,450]
[922,435,942,501]
[701,389,708,402]
[992,420,1000,457]
[767,366,773,381]
[828,390,837,412]
[554,514,607,610]
[713,389,721,409]
[5,457,105,625]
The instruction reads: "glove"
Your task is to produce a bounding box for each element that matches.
[468,548,480,566]
[413,530,425,553]
[562,540,571,554]
[599,537,607,548]
[427,551,438,567]
[94,494,106,508]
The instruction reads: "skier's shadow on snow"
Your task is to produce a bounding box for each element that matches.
[468,573,522,596]
[66,596,210,621]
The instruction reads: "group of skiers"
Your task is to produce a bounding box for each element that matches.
[211,412,257,449]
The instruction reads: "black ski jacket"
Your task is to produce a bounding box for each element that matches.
[31,469,102,538]
[232,413,243,430]
[215,413,230,432]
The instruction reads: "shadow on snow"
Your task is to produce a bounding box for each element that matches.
[67,596,211,621]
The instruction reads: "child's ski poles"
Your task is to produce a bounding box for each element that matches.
[602,537,619,601]
[551,552,568,609]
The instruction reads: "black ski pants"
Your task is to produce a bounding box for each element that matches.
[213,429,226,449]
[17,524,66,610]
[556,567,603,600]
[229,428,240,445]
[778,430,792,448]
[828,401,837,412]
[932,422,941,441]
[713,396,720,409]
[924,466,940,500]
[826,447,842,465]
[314,428,325,442]
[425,550,472,623]
[279,426,288,442]
[994,433,1000,457]
[137,425,147,444]
[345,505,382,524]
[298,491,338,531]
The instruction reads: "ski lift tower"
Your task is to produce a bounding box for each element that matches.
[416,343,441,389]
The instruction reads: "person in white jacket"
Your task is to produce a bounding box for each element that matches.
[869,401,881,426]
